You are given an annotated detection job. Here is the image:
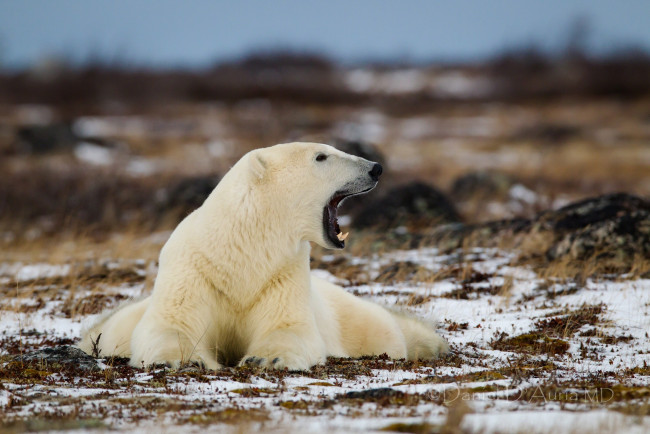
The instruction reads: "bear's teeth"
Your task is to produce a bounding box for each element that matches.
[337,232,349,241]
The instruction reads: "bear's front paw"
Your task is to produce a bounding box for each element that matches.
[239,355,311,371]
[142,357,220,372]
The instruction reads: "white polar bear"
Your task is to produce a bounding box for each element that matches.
[78,142,448,370]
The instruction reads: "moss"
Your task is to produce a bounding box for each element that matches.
[614,402,650,416]
[535,304,604,337]
[279,400,310,410]
[491,332,570,355]
[506,382,650,405]
[609,385,650,401]
[1,419,106,433]
[337,388,423,407]
[394,370,506,386]
[467,384,500,393]
[626,363,650,376]
[229,387,279,396]
[463,371,505,382]
[21,368,52,379]
[187,408,269,425]
[599,334,634,345]
[380,422,440,433]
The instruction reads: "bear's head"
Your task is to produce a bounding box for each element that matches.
[246,142,382,249]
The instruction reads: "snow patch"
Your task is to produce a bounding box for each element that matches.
[74,142,115,166]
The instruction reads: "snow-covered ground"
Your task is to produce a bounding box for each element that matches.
[1,248,650,433]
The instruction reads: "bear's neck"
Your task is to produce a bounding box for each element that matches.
[188,174,311,305]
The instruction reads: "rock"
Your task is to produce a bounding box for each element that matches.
[353,182,461,230]
[342,387,404,400]
[451,171,518,200]
[158,175,220,213]
[14,123,77,153]
[534,193,648,233]
[513,123,581,143]
[13,345,99,372]
[426,192,650,266]
[539,193,650,262]
[333,139,386,168]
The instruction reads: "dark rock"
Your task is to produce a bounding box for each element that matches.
[513,123,581,143]
[539,193,650,261]
[342,388,404,400]
[158,175,220,213]
[425,192,650,265]
[337,387,420,406]
[333,139,386,167]
[353,182,461,230]
[534,193,649,232]
[14,123,77,153]
[13,345,99,372]
[451,171,517,200]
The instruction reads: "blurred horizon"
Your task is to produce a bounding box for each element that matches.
[1,0,650,71]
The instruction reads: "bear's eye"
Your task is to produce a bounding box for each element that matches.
[315,153,328,162]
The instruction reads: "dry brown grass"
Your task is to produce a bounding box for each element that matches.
[0,224,165,264]
[523,252,650,284]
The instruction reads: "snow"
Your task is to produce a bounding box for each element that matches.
[73,116,148,138]
[2,248,650,432]
[73,116,115,138]
[344,69,376,93]
[343,69,494,99]
[0,262,71,282]
[464,410,650,434]
[125,157,158,177]
[430,72,493,99]
[74,142,115,166]
[206,139,233,158]
[509,184,539,205]
[399,116,499,140]
[334,111,388,143]
[343,69,428,94]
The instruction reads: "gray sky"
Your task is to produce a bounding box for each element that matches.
[1,0,649,69]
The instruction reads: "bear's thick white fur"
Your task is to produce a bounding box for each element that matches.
[78,142,448,369]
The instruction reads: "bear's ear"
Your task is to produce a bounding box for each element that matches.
[249,152,268,182]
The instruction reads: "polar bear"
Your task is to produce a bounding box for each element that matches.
[78,142,448,370]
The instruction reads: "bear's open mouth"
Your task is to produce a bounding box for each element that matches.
[323,193,347,248]
[323,187,373,248]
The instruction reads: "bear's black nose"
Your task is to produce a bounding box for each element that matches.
[369,163,383,181]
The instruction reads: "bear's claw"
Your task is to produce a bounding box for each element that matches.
[240,356,288,370]
[242,356,266,367]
